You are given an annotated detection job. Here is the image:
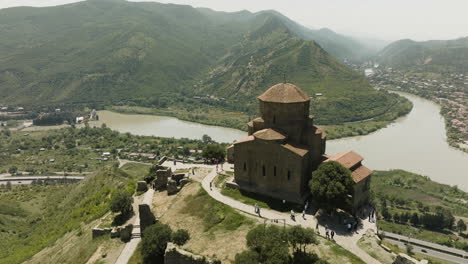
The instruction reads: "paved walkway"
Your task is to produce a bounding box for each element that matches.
[114,188,154,264]
[201,168,381,264]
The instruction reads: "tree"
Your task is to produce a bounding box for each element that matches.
[246,224,289,264]
[410,213,420,226]
[287,226,317,253]
[202,134,213,144]
[172,229,190,246]
[8,166,18,175]
[141,223,173,263]
[202,144,225,163]
[381,207,391,221]
[456,219,467,234]
[309,161,354,212]
[233,250,260,264]
[110,191,133,215]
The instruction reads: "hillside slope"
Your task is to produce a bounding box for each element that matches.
[376,37,468,72]
[0,0,404,124]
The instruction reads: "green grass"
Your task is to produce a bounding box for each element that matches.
[328,241,366,264]
[378,220,467,251]
[128,243,144,264]
[183,187,254,231]
[0,167,140,264]
[372,170,468,251]
[372,170,468,217]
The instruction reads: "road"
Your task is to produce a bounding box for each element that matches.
[0,175,85,185]
[382,232,468,263]
[384,238,467,264]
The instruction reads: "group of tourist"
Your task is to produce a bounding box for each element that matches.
[325,226,335,240]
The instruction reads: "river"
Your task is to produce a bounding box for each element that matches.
[95,93,468,190]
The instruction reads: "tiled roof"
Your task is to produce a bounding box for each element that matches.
[258,83,310,103]
[253,128,286,141]
[233,135,255,145]
[282,144,309,156]
[326,151,363,169]
[351,165,373,183]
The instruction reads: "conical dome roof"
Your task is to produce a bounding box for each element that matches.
[258,83,310,103]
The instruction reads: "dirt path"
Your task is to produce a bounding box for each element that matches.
[113,188,154,264]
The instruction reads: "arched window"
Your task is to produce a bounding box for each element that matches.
[243,162,246,171]
[262,165,266,176]
[287,170,291,181]
[274,166,277,176]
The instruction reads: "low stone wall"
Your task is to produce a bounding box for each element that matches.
[92,227,112,238]
[165,243,218,264]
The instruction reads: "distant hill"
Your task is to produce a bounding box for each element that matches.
[0,0,402,124]
[376,37,468,72]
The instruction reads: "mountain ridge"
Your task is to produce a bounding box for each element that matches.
[0,0,404,124]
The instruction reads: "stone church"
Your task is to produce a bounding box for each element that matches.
[227,83,372,206]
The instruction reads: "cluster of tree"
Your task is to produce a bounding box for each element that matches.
[381,206,457,231]
[202,143,225,163]
[233,224,328,264]
[33,112,77,126]
[141,223,191,264]
[309,161,354,212]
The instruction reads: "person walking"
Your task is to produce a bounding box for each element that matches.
[302,209,306,220]
[209,181,212,191]
[290,210,295,221]
[192,167,195,175]
[331,230,335,240]
[325,228,329,239]
[254,203,258,214]
[347,223,352,232]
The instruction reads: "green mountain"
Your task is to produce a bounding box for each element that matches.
[376,37,468,72]
[0,0,403,124]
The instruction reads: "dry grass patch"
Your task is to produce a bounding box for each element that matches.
[152,182,252,263]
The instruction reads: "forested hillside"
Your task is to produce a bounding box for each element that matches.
[376,37,468,72]
[0,0,404,124]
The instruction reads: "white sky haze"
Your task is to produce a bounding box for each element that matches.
[1,0,467,41]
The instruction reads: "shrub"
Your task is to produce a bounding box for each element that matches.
[172,229,190,246]
[120,224,133,243]
[142,223,173,263]
[110,191,133,215]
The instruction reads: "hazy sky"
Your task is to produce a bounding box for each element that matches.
[1,0,468,41]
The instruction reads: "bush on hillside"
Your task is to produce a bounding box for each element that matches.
[172,229,190,246]
[141,223,173,263]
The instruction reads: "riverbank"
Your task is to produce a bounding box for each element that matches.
[386,87,467,153]
[108,94,412,141]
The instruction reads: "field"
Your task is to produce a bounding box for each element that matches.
[372,170,468,251]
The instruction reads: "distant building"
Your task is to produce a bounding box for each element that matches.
[227,83,372,207]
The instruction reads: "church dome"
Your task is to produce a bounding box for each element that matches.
[258,83,310,103]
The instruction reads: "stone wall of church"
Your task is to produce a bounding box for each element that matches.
[259,101,309,143]
[233,140,308,202]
